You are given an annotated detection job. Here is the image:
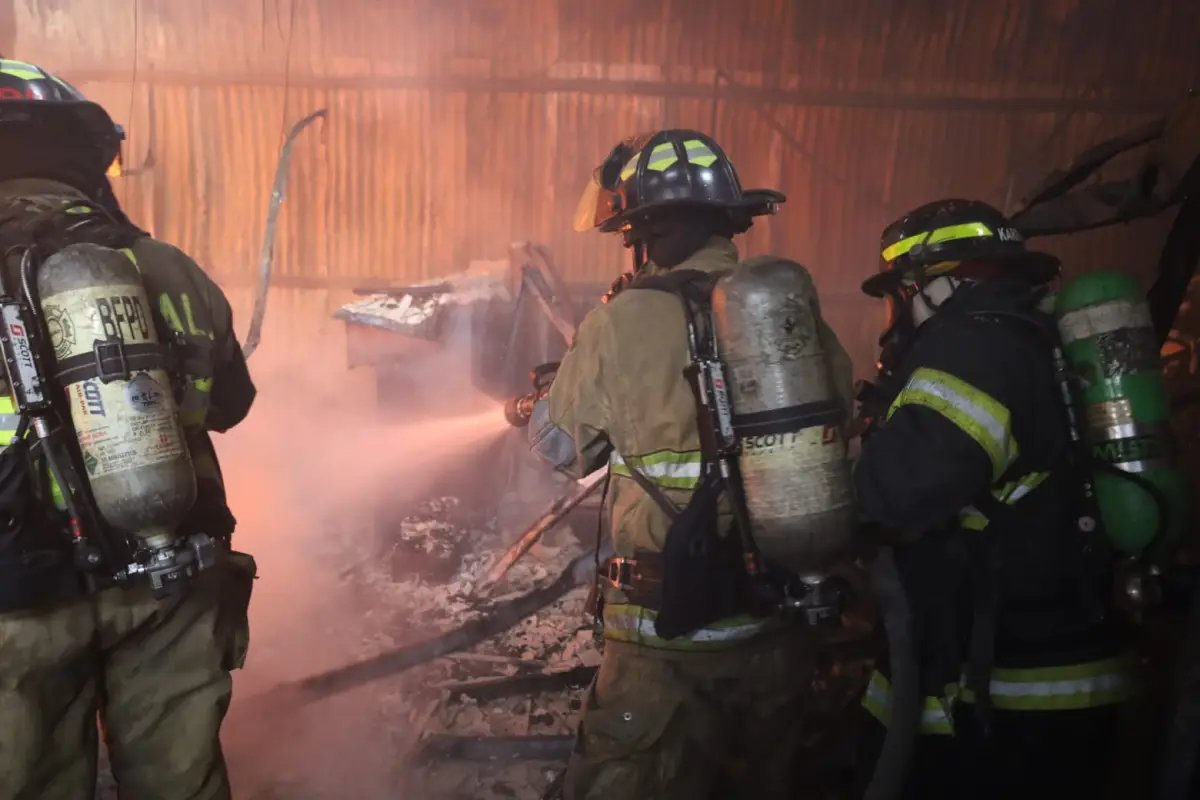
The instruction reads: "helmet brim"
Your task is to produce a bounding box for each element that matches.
[861,249,1062,298]
[597,188,787,233]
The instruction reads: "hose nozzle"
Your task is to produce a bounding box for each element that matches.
[504,392,537,428]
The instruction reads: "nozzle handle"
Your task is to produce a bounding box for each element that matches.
[504,393,536,428]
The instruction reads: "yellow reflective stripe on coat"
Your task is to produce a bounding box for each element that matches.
[881,222,995,263]
[603,603,773,651]
[860,670,955,735]
[959,470,1051,531]
[0,401,70,509]
[888,367,1017,480]
[179,376,213,430]
[0,393,67,507]
[609,450,702,490]
[958,657,1135,711]
[0,391,19,452]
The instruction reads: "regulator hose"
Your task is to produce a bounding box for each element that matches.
[863,545,921,800]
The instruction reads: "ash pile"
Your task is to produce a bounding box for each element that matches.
[344,487,872,799]
[347,492,603,800]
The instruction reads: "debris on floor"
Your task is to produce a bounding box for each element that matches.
[342,495,597,799]
[97,490,871,800]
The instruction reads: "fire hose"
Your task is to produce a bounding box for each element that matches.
[862,545,920,800]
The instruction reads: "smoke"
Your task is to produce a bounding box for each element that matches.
[215,290,512,799]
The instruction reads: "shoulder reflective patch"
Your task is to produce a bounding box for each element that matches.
[528,398,577,470]
[888,366,1017,480]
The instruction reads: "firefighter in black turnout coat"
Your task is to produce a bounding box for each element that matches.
[853,199,1136,799]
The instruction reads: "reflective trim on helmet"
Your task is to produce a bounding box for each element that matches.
[0,60,46,82]
[682,138,718,167]
[603,602,772,650]
[861,670,956,735]
[959,470,1051,531]
[619,153,640,182]
[881,222,995,263]
[610,449,702,490]
[645,141,679,173]
[958,657,1136,711]
[888,367,1018,480]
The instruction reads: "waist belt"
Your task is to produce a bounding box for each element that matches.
[604,549,665,610]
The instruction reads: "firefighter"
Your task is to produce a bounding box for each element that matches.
[0,60,256,800]
[524,129,855,799]
[853,198,1136,799]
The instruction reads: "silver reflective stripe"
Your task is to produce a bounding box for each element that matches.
[989,672,1127,700]
[0,413,20,450]
[610,451,702,482]
[600,606,768,652]
[904,376,1012,467]
[861,670,954,734]
[1006,483,1036,502]
[958,657,1136,710]
[605,613,765,643]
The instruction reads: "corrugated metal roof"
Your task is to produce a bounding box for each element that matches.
[9,0,1197,372]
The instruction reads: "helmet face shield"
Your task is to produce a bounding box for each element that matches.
[574,133,658,233]
[880,279,917,346]
[572,172,604,233]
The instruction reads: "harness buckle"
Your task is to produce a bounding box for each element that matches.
[605,557,636,592]
[92,336,129,383]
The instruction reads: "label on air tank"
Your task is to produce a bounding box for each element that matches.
[1057,300,1152,345]
[740,425,853,517]
[42,283,186,479]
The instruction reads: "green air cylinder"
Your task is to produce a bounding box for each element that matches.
[1054,270,1188,556]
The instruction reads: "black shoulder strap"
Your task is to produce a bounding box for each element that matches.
[620,268,729,516]
[0,196,169,385]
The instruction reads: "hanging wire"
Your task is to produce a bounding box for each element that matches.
[125,0,139,151]
[275,0,299,152]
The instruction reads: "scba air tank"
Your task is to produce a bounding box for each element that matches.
[711,256,855,576]
[1054,270,1188,556]
[37,242,197,549]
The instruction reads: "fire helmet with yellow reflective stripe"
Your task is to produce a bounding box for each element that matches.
[574,129,784,234]
[0,59,125,176]
[862,198,1061,298]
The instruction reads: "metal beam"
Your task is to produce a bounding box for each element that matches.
[208,272,874,302]
[69,68,1175,114]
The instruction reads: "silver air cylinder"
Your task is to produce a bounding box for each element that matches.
[37,243,197,551]
[712,257,855,577]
